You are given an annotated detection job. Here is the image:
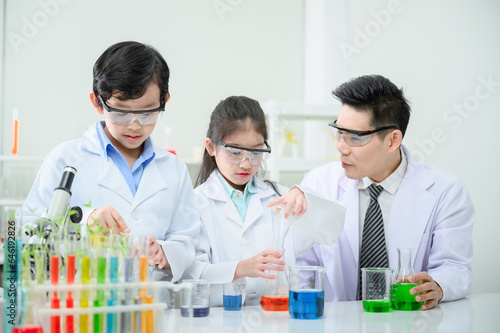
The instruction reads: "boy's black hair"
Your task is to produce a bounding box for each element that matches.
[332,75,411,137]
[93,41,170,104]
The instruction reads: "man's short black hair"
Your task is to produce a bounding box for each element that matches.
[93,41,170,105]
[332,75,411,137]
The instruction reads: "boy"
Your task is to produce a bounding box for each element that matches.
[23,41,201,281]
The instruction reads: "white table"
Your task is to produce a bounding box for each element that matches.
[163,293,500,332]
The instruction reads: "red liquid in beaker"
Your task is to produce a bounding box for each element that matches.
[260,296,289,311]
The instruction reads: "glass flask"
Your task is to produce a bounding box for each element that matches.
[391,248,424,311]
[260,248,289,311]
[260,207,290,311]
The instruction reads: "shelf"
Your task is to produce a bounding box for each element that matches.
[276,157,339,172]
[0,199,24,206]
[0,155,45,162]
[262,100,340,118]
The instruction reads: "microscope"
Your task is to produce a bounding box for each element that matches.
[23,166,81,278]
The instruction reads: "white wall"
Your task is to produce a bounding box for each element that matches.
[305,0,500,294]
[2,0,498,296]
[1,0,303,159]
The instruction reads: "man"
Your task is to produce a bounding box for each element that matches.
[298,75,474,310]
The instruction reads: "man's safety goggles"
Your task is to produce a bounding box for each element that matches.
[329,120,398,147]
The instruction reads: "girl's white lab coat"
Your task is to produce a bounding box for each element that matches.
[22,122,201,282]
[184,171,345,306]
[297,146,474,302]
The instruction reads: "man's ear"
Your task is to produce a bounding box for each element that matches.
[90,91,104,115]
[164,93,170,105]
[205,138,216,156]
[387,129,403,153]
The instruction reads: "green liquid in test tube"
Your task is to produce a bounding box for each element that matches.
[94,238,107,333]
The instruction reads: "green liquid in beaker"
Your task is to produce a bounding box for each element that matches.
[363,299,392,313]
[391,283,423,311]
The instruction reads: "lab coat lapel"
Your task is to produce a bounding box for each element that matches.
[339,176,361,266]
[98,156,134,204]
[387,147,437,268]
[133,158,168,209]
[203,172,242,225]
[243,178,275,231]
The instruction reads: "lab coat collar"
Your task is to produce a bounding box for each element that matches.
[337,145,437,267]
[200,171,277,228]
[82,122,169,205]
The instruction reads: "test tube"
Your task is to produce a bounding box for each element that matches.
[137,234,153,333]
[80,236,91,333]
[50,249,61,333]
[94,236,107,333]
[65,234,78,333]
[107,235,120,333]
[121,234,135,333]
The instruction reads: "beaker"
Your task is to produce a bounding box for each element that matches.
[288,266,326,319]
[391,248,423,311]
[181,279,210,317]
[361,268,393,313]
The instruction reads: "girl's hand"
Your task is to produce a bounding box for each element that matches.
[234,249,285,280]
[88,206,130,235]
[147,235,171,269]
[267,187,307,218]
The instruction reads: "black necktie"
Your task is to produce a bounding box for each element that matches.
[358,184,388,300]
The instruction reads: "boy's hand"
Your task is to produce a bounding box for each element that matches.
[267,187,307,218]
[147,235,170,269]
[234,249,285,280]
[88,206,130,234]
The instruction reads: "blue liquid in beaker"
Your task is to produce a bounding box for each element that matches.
[181,305,210,317]
[223,295,242,311]
[289,289,324,319]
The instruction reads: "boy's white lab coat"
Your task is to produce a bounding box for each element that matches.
[185,171,345,306]
[297,145,474,302]
[22,122,201,282]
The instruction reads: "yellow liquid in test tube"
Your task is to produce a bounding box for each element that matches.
[80,256,90,333]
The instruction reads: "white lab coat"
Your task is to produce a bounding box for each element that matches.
[297,145,474,302]
[184,171,346,306]
[22,122,201,282]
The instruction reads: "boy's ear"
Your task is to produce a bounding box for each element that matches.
[165,93,170,104]
[90,91,104,115]
[205,138,216,156]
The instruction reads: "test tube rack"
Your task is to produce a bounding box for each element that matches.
[32,281,194,333]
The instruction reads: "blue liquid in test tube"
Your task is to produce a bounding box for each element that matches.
[289,289,325,319]
[107,256,119,333]
[223,295,242,311]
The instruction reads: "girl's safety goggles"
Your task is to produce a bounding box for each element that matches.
[99,95,165,126]
[329,120,398,147]
[217,142,271,166]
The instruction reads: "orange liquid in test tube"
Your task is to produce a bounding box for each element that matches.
[11,109,19,155]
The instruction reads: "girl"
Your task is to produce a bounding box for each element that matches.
[184,96,344,306]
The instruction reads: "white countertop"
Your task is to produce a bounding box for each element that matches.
[162,293,500,332]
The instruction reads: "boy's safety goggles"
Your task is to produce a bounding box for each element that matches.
[99,95,165,126]
[217,142,271,166]
[328,120,398,147]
